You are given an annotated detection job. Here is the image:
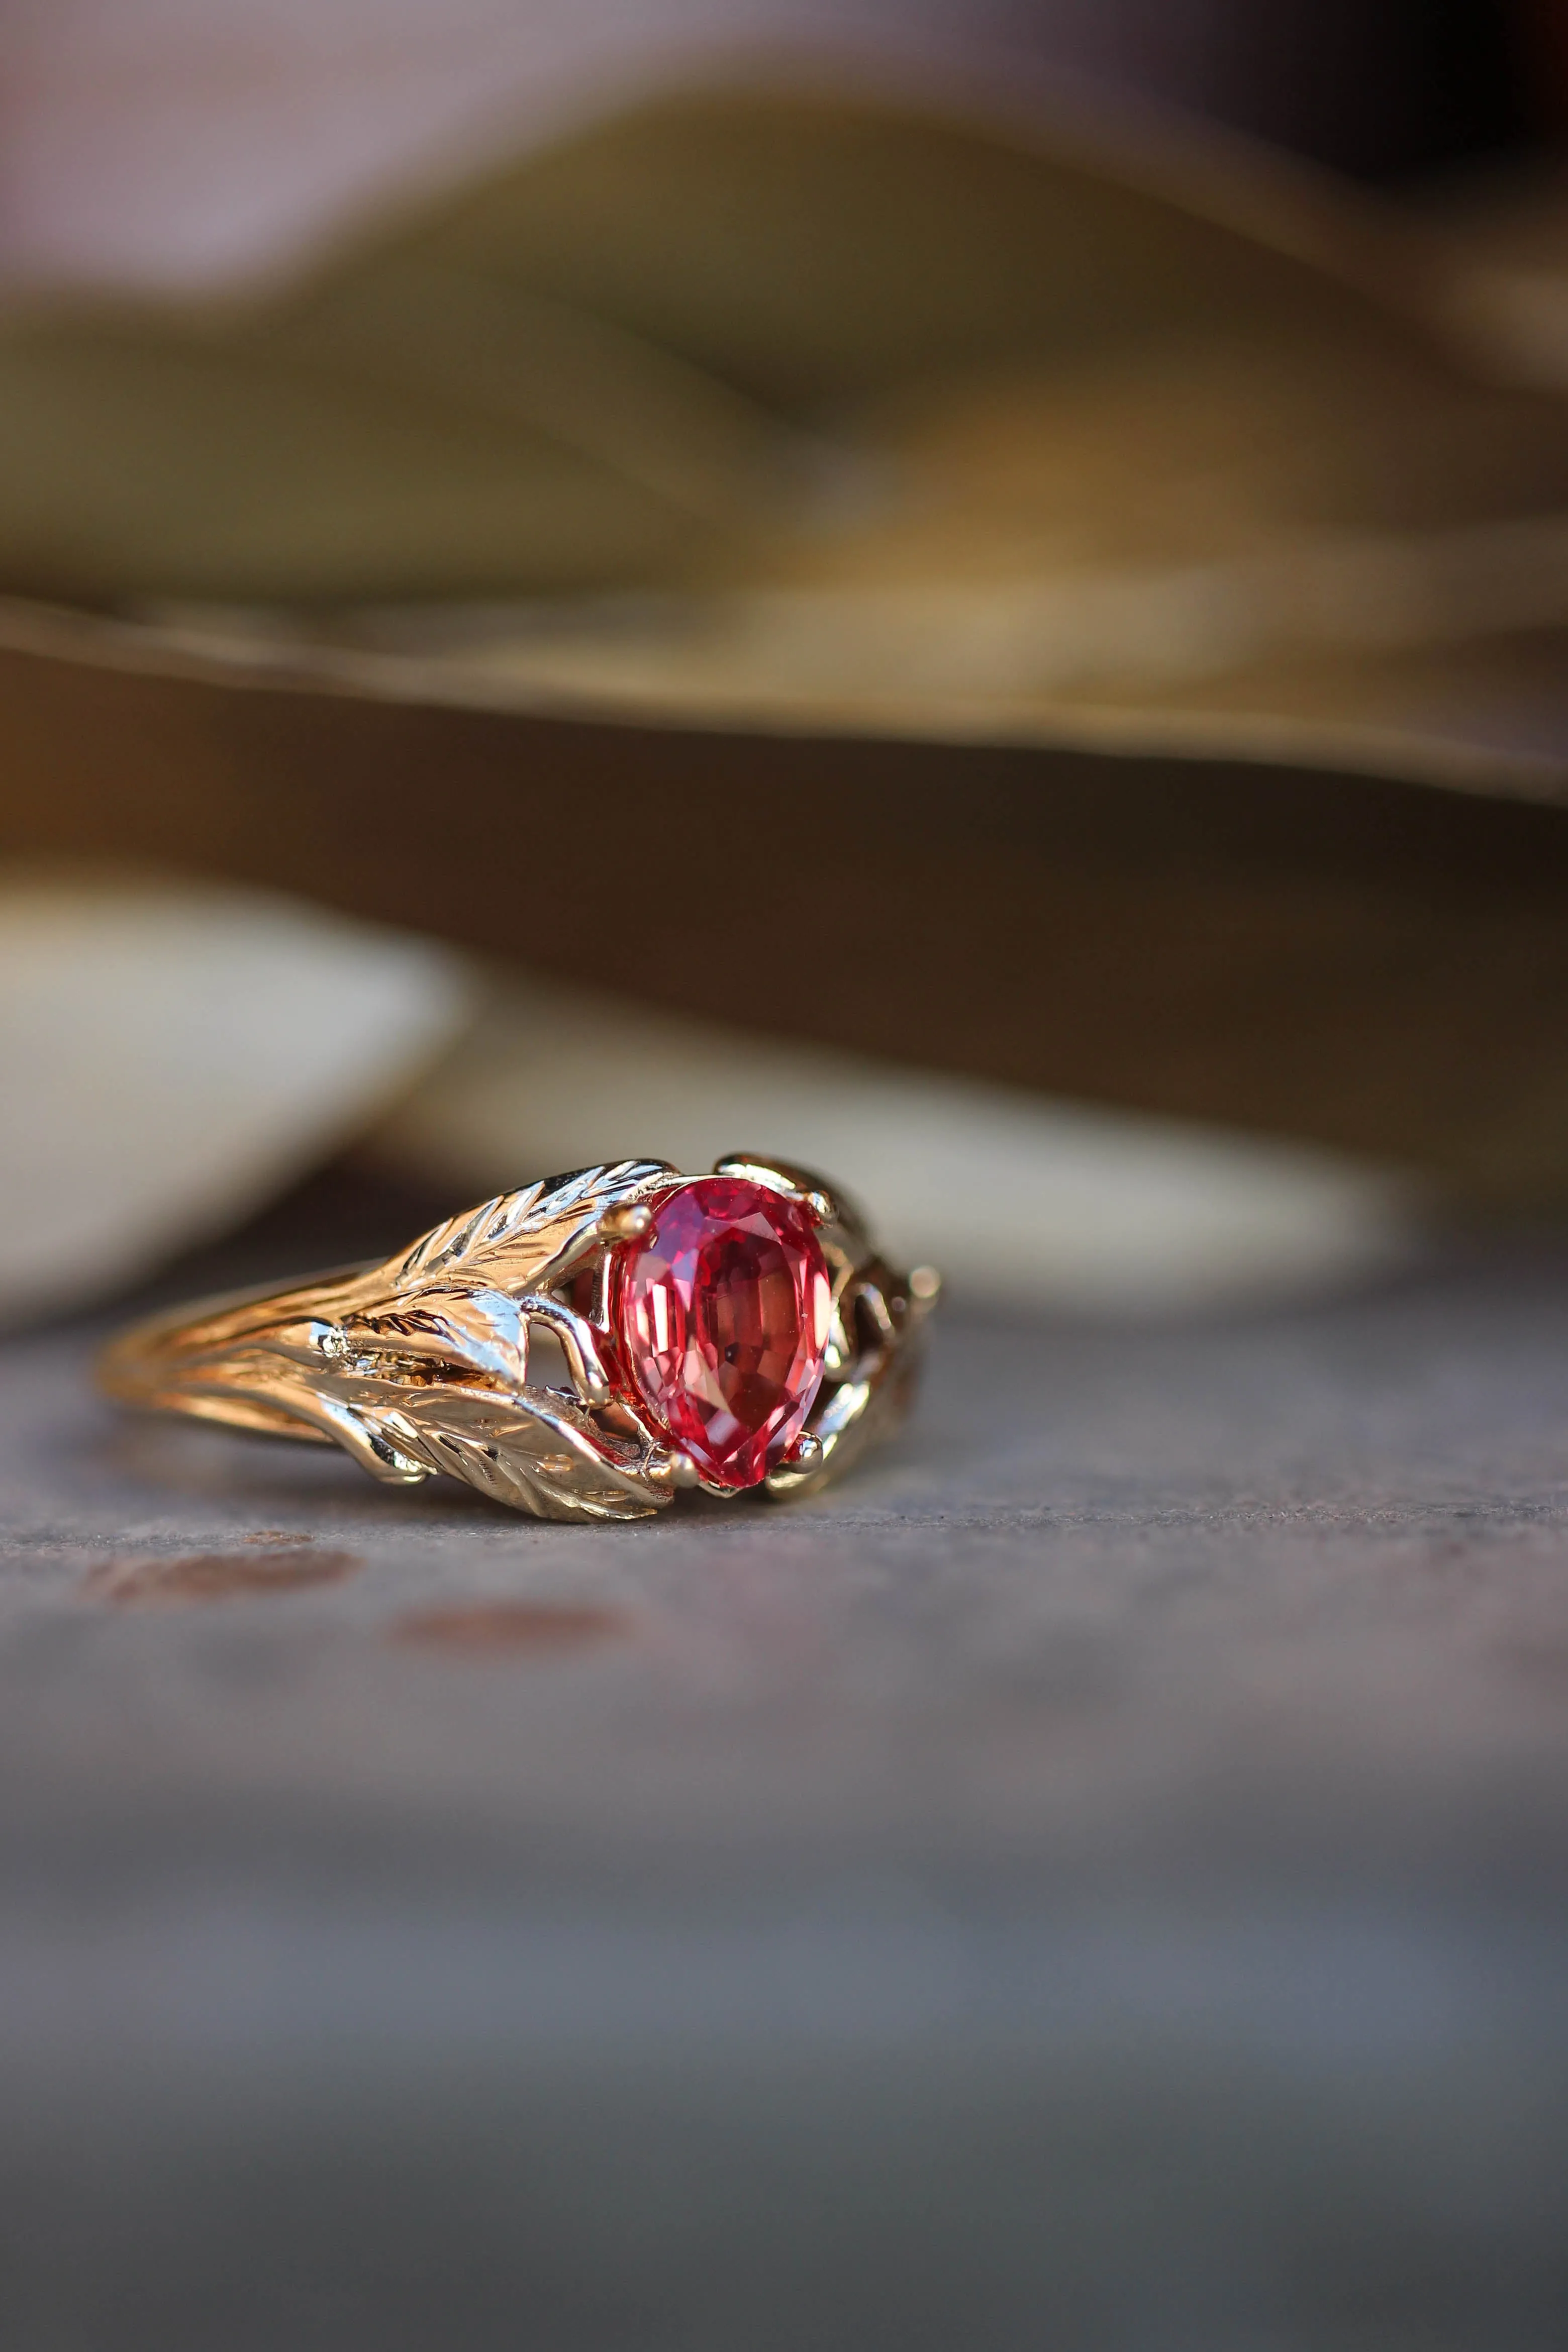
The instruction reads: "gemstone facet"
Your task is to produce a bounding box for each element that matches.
[611,1178,832,1489]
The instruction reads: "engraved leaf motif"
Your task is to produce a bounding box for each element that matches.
[351,1381,670,1522]
[387,1161,674,1299]
[342,1285,531,1391]
[100,1154,928,1522]
[328,1161,675,1405]
[208,1163,685,1518]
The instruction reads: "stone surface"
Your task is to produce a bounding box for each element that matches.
[613,1177,830,1486]
[0,1174,1566,2347]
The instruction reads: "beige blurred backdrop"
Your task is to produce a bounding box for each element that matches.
[3,1,1566,1323]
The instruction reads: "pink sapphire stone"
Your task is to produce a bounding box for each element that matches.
[611,1178,832,1489]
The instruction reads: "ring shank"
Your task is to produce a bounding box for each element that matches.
[97,1264,376,1435]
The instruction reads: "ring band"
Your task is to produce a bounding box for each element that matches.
[99,1157,938,1522]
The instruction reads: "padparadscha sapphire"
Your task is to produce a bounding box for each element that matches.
[610,1177,832,1489]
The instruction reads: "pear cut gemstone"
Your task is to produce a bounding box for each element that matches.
[611,1178,832,1489]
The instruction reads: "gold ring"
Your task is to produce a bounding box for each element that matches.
[99,1157,939,1522]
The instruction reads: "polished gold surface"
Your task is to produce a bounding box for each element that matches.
[98,1156,935,1522]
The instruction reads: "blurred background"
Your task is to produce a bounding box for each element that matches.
[3,5,1568,2346]
[6,0,1568,1323]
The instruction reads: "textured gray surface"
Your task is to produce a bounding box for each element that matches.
[2,1192,1567,2347]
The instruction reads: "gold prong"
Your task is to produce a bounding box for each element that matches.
[714,1156,837,1226]
[648,1446,701,1491]
[597,1202,654,1243]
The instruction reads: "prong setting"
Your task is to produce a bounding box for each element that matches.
[713,1155,843,1229]
[100,1158,932,1522]
[597,1201,654,1243]
[649,1447,701,1490]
